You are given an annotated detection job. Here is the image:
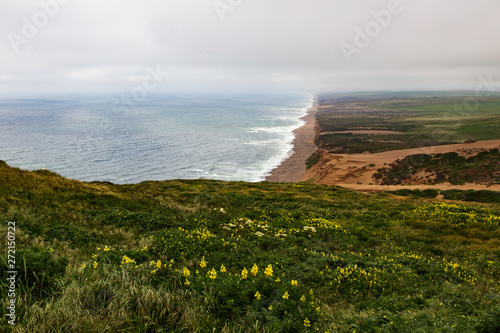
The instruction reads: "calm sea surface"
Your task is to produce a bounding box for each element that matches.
[0,92,312,184]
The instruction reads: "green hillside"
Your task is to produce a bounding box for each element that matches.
[1,161,499,332]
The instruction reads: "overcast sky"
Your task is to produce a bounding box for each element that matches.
[1,0,500,97]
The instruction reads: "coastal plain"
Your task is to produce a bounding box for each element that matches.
[268,92,500,192]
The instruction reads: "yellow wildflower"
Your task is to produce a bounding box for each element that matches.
[303,318,311,328]
[184,279,190,285]
[275,277,281,282]
[282,291,289,299]
[93,261,98,269]
[220,264,227,273]
[250,264,259,276]
[264,264,273,277]
[121,255,136,266]
[208,268,217,280]
[300,295,306,302]
[155,260,162,269]
[241,267,248,279]
[104,245,110,251]
[291,280,298,286]
[254,291,261,300]
[268,305,273,311]
[183,267,190,277]
[200,257,207,268]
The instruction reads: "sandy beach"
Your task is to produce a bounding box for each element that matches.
[265,96,319,182]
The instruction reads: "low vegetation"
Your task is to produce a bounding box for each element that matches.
[315,93,500,154]
[374,149,500,186]
[305,151,322,169]
[1,161,499,332]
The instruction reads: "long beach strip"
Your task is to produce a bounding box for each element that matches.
[265,95,318,182]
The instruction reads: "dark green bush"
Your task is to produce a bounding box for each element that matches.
[441,152,466,163]
[422,189,439,198]
[464,190,500,203]
[44,225,98,246]
[476,305,500,333]
[394,189,413,196]
[441,190,465,201]
[442,190,500,203]
[1,247,68,299]
[306,152,321,169]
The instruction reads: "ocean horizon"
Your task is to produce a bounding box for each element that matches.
[0,92,313,184]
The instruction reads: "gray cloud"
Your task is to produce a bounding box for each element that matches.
[1,0,500,97]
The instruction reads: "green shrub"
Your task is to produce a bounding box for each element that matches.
[464,190,500,203]
[422,189,439,198]
[442,189,500,203]
[410,189,424,198]
[394,189,413,196]
[441,189,465,201]
[1,247,68,299]
[306,151,321,169]
[476,305,500,333]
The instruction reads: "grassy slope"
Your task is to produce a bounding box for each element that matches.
[1,161,499,332]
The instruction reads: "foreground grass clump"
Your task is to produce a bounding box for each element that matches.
[1,161,499,332]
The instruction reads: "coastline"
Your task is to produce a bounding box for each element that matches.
[265,94,318,182]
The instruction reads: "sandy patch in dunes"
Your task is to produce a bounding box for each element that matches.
[301,139,500,192]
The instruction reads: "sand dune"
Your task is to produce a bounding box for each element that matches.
[301,140,500,191]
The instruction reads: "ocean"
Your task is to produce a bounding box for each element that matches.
[0,92,313,184]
